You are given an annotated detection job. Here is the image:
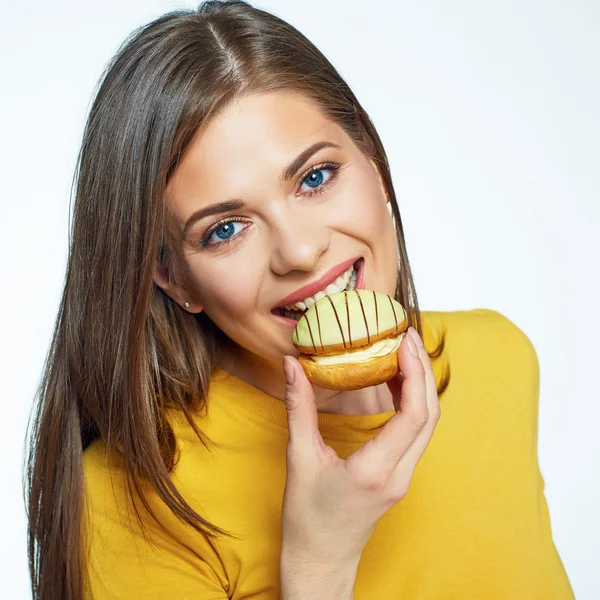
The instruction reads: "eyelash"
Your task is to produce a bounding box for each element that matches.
[200,161,342,249]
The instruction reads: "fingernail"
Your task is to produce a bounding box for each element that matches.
[406,330,419,357]
[283,356,296,385]
[409,327,424,349]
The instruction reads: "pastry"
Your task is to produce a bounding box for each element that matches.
[292,289,408,391]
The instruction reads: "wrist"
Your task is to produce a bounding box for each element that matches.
[280,550,358,600]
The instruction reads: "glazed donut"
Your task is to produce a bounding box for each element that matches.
[292,289,408,391]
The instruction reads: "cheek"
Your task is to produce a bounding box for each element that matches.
[190,260,262,318]
[336,176,398,292]
[338,175,395,242]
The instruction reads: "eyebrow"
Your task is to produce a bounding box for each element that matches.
[181,140,341,240]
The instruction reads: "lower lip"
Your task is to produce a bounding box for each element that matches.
[272,258,365,328]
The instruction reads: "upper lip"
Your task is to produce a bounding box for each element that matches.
[273,256,360,309]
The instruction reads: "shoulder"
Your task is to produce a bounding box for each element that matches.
[421,307,541,418]
[422,307,539,371]
[82,438,140,526]
[423,306,535,341]
[82,437,122,491]
[420,308,544,466]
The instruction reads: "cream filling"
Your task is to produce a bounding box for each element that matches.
[310,332,405,365]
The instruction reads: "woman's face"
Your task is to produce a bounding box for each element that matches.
[158,90,398,368]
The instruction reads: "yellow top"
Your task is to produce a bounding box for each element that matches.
[83,308,574,599]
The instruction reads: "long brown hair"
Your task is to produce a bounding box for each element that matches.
[24,1,450,598]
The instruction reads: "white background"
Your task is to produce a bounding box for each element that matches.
[1,0,598,597]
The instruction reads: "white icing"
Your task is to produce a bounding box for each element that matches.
[292,289,406,348]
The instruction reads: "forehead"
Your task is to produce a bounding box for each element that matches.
[195,90,336,158]
[165,91,344,221]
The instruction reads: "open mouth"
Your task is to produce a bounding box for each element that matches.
[272,257,365,324]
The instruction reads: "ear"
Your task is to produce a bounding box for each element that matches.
[153,264,203,313]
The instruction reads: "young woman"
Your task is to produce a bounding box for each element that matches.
[25,1,574,598]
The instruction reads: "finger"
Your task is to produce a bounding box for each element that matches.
[410,327,441,423]
[283,355,322,463]
[350,328,427,472]
[385,364,404,410]
[395,328,441,468]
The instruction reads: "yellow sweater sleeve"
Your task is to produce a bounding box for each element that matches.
[82,440,229,600]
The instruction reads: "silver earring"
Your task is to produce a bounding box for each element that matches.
[184,301,190,308]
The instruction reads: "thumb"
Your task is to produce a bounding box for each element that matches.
[283,355,320,453]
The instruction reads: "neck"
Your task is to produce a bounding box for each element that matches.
[217,340,394,416]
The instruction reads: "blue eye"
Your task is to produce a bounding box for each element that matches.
[299,166,334,194]
[202,219,246,247]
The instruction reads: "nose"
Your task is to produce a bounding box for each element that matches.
[269,209,330,276]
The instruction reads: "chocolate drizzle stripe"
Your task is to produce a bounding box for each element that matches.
[356,291,370,344]
[326,295,346,348]
[387,295,399,333]
[373,290,379,335]
[344,291,352,346]
[303,312,317,352]
[315,301,324,351]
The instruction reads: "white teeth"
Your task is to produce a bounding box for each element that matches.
[283,263,359,314]
[349,267,357,291]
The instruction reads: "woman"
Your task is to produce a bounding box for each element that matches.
[25,1,574,598]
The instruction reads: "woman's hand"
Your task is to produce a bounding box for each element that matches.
[280,327,441,596]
